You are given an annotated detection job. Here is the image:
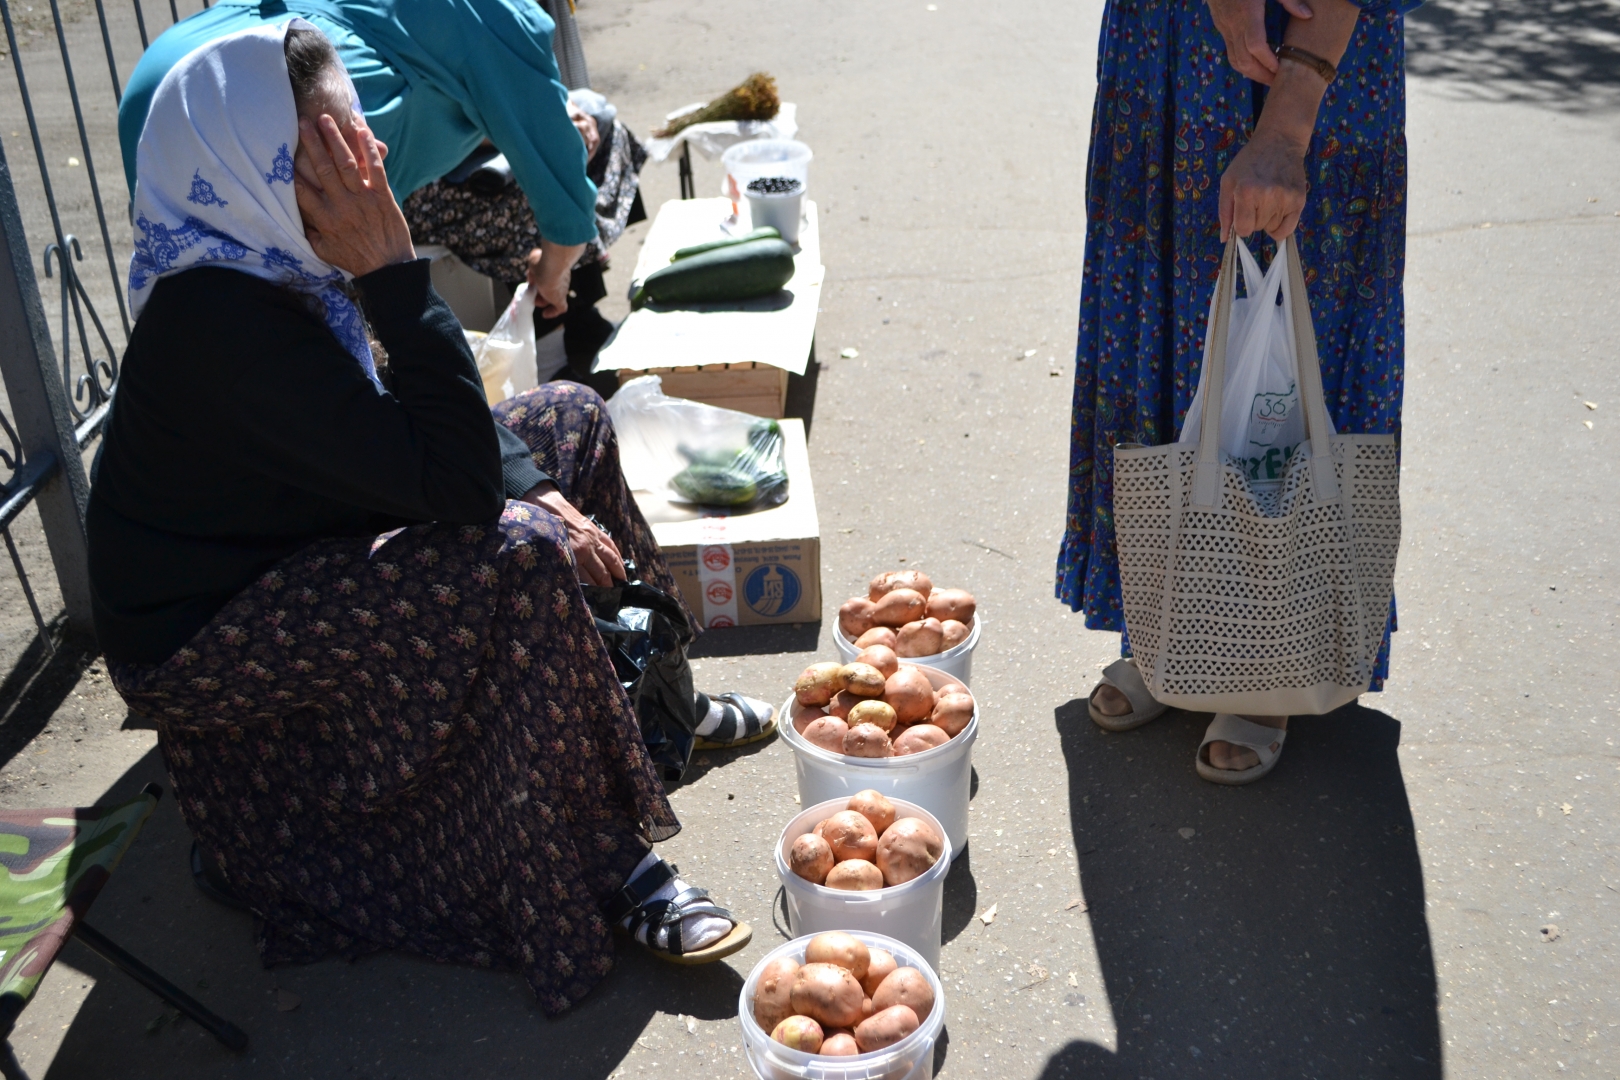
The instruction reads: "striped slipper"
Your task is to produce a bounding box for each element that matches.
[693,692,778,750]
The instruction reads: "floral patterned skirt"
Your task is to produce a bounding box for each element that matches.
[110,384,687,1014]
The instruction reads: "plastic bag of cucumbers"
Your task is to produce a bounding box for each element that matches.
[605,375,789,512]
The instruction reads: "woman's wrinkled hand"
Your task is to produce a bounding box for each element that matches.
[293,113,416,277]
[521,482,626,586]
[524,240,587,319]
[1219,127,1309,241]
[1205,0,1315,85]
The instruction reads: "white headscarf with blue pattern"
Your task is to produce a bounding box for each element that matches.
[128,20,376,380]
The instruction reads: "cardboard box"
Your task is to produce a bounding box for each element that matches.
[645,418,819,629]
[617,361,789,419]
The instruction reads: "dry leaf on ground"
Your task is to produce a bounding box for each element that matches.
[979,903,998,925]
[275,990,301,1012]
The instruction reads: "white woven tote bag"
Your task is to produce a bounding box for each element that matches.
[1112,235,1401,715]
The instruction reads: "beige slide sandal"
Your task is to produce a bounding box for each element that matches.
[1087,657,1170,732]
[1196,713,1288,785]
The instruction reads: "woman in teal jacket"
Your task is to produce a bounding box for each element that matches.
[118,0,596,316]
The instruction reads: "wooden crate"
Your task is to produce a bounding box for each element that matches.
[618,362,789,419]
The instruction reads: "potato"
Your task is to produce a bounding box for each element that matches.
[892,724,950,755]
[853,644,900,679]
[795,662,847,707]
[852,626,898,649]
[804,932,870,981]
[875,816,944,885]
[931,691,975,737]
[883,667,936,724]
[847,699,898,733]
[827,690,861,720]
[843,723,893,758]
[925,587,976,623]
[871,588,927,628]
[823,859,884,892]
[821,810,878,862]
[820,1032,860,1056]
[848,790,897,835]
[838,597,877,638]
[860,947,898,997]
[803,716,850,753]
[854,1004,920,1053]
[936,680,968,699]
[788,832,835,884]
[771,1014,824,1052]
[872,966,936,1022]
[753,956,801,1031]
[839,662,887,698]
[791,701,826,735]
[895,617,945,658]
[869,570,934,601]
[790,963,867,1028]
[940,618,971,650]
[812,818,831,840]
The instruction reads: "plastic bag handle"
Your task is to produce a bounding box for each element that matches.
[1279,234,1341,502]
[1191,236,1338,506]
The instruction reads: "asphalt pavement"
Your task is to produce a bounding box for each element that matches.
[0,1,1615,1077]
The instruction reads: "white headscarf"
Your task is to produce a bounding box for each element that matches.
[127,20,376,380]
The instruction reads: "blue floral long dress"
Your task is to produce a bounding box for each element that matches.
[1056,0,1420,688]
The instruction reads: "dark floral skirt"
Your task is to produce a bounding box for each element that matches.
[110,384,687,1014]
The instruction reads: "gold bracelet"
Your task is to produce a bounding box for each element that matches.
[1273,43,1337,86]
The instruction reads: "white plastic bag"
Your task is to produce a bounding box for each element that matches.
[605,375,787,510]
[1179,238,1331,488]
[469,284,539,404]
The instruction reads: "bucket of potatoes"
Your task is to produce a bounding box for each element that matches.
[740,929,944,1080]
[776,791,951,971]
[834,569,979,685]
[780,654,977,860]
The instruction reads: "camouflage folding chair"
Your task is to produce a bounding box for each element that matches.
[0,784,246,1078]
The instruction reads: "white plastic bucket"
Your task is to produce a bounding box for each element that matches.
[746,187,805,245]
[739,929,945,1080]
[781,664,977,860]
[833,617,980,687]
[775,797,951,972]
[723,138,813,216]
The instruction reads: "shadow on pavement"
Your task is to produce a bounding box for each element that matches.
[1407,0,1620,110]
[1037,699,1442,1079]
[43,747,749,1079]
[0,619,95,771]
[784,341,820,438]
[688,621,821,658]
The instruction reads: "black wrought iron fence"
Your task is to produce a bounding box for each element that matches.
[0,0,207,646]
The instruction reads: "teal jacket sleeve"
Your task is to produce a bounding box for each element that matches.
[423,0,600,247]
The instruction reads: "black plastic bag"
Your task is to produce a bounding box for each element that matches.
[583,565,699,783]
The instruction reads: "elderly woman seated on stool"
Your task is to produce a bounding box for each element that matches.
[90,24,770,1013]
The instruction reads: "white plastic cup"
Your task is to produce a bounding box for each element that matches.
[780,664,977,860]
[722,138,812,216]
[739,930,945,1080]
[745,187,804,245]
[834,617,980,687]
[776,796,951,972]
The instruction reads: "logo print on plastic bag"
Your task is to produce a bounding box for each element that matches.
[1247,383,1297,448]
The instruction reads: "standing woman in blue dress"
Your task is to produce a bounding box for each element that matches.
[1060,0,1419,781]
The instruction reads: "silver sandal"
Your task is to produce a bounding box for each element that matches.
[1087,657,1169,732]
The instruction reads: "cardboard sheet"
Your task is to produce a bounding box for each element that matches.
[595,198,822,377]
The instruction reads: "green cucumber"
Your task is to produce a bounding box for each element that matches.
[670,226,781,262]
[671,464,760,506]
[633,238,795,309]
